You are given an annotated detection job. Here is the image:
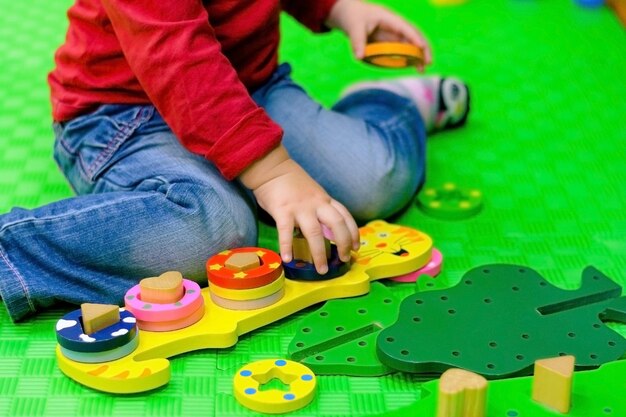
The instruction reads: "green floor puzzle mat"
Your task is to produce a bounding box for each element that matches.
[0,0,625,416]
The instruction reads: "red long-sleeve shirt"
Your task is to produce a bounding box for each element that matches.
[48,0,338,180]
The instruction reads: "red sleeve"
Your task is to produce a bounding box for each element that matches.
[99,0,282,180]
[280,0,339,32]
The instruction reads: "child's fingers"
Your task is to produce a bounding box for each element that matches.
[330,199,360,251]
[349,25,368,59]
[378,12,433,66]
[276,217,295,263]
[296,214,329,274]
[317,206,353,263]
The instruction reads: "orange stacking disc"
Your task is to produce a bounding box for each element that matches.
[363,42,424,68]
[206,248,283,290]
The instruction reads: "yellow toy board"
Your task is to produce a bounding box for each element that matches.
[55,220,432,393]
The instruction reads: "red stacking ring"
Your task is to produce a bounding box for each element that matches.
[206,247,283,290]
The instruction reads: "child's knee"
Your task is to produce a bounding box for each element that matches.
[184,191,257,250]
[346,171,419,222]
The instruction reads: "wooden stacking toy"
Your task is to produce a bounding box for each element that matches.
[55,303,138,363]
[56,220,434,393]
[207,248,285,310]
[124,271,204,331]
[282,229,350,281]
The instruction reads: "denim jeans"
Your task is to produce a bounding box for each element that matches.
[0,63,425,321]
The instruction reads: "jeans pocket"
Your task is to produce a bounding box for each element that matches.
[53,105,154,194]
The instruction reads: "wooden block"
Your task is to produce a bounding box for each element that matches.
[292,230,331,263]
[225,252,261,272]
[437,368,488,417]
[80,303,120,334]
[532,355,575,413]
[139,271,184,304]
[293,233,313,263]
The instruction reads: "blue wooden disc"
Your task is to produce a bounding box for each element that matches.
[56,308,138,353]
[60,330,140,363]
[283,245,350,281]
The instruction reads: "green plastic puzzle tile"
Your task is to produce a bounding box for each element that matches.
[369,359,626,417]
[288,282,400,376]
[377,265,626,378]
[1,0,626,415]
[416,182,483,220]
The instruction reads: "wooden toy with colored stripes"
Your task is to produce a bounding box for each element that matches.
[55,305,139,363]
[207,248,286,310]
[55,220,433,393]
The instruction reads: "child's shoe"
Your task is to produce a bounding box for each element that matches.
[342,76,470,133]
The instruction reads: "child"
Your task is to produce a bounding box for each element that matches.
[0,0,469,321]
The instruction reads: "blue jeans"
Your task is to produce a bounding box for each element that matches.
[0,63,425,321]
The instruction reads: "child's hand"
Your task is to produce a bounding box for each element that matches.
[240,145,360,274]
[326,0,432,72]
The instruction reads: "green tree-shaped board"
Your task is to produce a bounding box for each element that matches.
[377,265,626,378]
[288,282,399,376]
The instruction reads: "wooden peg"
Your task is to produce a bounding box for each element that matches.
[225,252,261,271]
[292,229,331,263]
[140,271,184,304]
[532,355,575,413]
[80,303,120,334]
[437,368,488,417]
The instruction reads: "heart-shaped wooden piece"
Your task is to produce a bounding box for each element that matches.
[140,271,184,304]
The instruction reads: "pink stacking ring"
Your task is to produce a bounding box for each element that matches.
[389,248,443,282]
[124,279,203,322]
[137,304,205,332]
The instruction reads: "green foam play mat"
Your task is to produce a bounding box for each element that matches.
[0,0,625,416]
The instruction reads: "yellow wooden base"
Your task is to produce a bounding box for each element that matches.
[56,220,432,393]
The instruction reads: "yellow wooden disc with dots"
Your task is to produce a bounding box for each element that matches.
[234,359,317,414]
